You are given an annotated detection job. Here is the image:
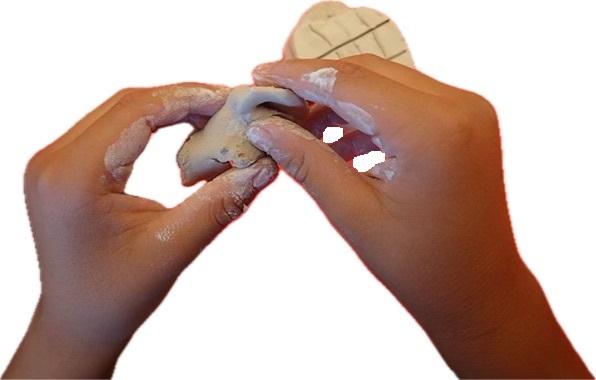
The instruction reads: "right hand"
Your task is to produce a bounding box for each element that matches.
[247,54,591,378]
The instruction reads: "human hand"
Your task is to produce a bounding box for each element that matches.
[247,55,591,378]
[4,83,278,379]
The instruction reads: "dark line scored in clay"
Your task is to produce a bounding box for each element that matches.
[309,24,333,47]
[355,11,386,58]
[315,19,391,58]
[388,49,408,61]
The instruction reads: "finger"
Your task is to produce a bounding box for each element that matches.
[44,88,134,154]
[329,130,379,161]
[367,157,399,182]
[185,114,211,130]
[154,157,278,267]
[342,54,461,97]
[66,83,229,193]
[304,104,347,138]
[252,59,440,156]
[245,116,377,223]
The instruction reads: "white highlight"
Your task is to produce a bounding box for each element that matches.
[301,67,338,97]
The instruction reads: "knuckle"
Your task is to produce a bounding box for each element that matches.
[24,150,88,207]
[334,60,367,80]
[24,156,61,195]
[436,98,471,130]
[283,152,309,185]
[470,92,498,125]
[455,90,498,125]
[431,98,476,147]
[25,151,47,180]
[24,149,59,190]
[210,195,245,228]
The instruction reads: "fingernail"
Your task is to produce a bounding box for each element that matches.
[246,125,274,152]
[252,165,275,188]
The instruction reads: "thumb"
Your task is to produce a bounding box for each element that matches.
[246,116,370,219]
[156,157,278,265]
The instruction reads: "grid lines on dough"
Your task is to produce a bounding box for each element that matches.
[293,7,412,66]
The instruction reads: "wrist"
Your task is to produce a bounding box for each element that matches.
[4,298,128,379]
[423,256,591,378]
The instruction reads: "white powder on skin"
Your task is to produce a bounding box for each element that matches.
[153,161,275,243]
[152,86,229,125]
[369,157,398,182]
[247,116,338,166]
[155,227,175,243]
[371,136,383,150]
[104,118,152,181]
[290,91,377,138]
[104,85,230,182]
[295,88,330,105]
[254,116,316,141]
[301,67,338,98]
[335,100,376,135]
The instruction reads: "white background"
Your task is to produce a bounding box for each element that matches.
[1,1,595,378]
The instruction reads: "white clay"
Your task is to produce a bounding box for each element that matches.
[104,118,152,182]
[334,100,376,135]
[301,67,338,97]
[176,85,306,185]
[368,157,398,182]
[283,1,415,68]
[151,86,229,125]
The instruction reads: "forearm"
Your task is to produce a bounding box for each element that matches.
[3,300,126,379]
[422,261,592,378]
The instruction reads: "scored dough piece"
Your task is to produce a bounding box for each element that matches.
[177,85,307,185]
[283,1,415,67]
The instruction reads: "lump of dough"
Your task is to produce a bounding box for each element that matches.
[177,85,307,185]
[283,1,415,67]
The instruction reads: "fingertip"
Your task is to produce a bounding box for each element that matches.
[252,61,283,85]
[215,157,278,194]
[250,157,279,189]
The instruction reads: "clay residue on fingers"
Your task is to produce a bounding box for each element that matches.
[268,67,376,137]
[222,158,278,200]
[104,118,152,182]
[371,136,383,150]
[251,116,317,141]
[335,100,376,135]
[252,63,296,88]
[368,157,398,182]
[247,116,337,166]
[151,86,230,125]
[301,67,338,98]
[154,159,277,243]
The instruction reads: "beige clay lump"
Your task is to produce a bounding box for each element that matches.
[177,85,307,185]
[283,1,414,67]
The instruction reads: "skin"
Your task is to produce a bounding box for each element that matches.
[3,83,278,379]
[247,55,592,379]
[3,57,591,379]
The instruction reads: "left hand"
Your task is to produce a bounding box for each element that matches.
[4,83,278,378]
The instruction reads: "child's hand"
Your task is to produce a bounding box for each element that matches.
[5,83,277,379]
[248,55,591,378]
